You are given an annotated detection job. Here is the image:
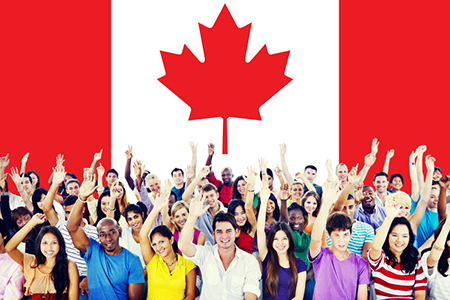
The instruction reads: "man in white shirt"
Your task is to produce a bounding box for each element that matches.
[179,195,261,300]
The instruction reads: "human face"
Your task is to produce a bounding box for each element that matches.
[16,214,31,229]
[304,168,317,183]
[40,232,60,259]
[390,177,403,192]
[29,173,38,186]
[66,182,80,196]
[197,179,208,194]
[203,190,218,208]
[98,222,121,254]
[213,221,237,249]
[342,199,356,220]
[147,178,161,194]
[336,165,348,182]
[100,196,111,215]
[433,170,442,181]
[304,196,317,215]
[126,211,143,230]
[115,185,124,200]
[291,183,303,199]
[168,194,176,212]
[329,229,351,252]
[267,175,274,189]
[221,168,233,186]
[361,186,376,210]
[237,180,246,196]
[64,204,74,221]
[388,224,409,256]
[106,173,118,187]
[428,189,439,209]
[151,233,173,258]
[21,178,32,193]
[288,210,305,231]
[374,176,388,194]
[233,205,247,227]
[272,230,289,255]
[174,207,189,228]
[37,194,46,210]
[266,199,276,215]
[172,170,184,185]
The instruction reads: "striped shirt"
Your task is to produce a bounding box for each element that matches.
[368,249,427,299]
[56,218,99,277]
[327,221,374,257]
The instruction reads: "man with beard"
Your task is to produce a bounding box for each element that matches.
[354,185,386,233]
[373,172,391,207]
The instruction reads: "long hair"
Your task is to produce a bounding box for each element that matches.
[117,181,129,214]
[95,191,121,226]
[232,176,246,200]
[430,219,450,277]
[150,225,178,254]
[264,222,298,299]
[33,226,69,299]
[32,188,48,214]
[26,170,40,188]
[301,191,321,217]
[382,217,418,274]
[171,201,190,232]
[256,194,281,222]
[228,200,252,235]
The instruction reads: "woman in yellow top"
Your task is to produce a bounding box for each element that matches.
[5,213,79,300]
[140,183,196,300]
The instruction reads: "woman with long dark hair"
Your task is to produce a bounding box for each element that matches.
[368,201,427,299]
[140,186,196,300]
[5,213,79,299]
[231,175,247,201]
[257,182,306,300]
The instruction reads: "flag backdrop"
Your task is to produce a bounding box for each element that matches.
[1,1,449,194]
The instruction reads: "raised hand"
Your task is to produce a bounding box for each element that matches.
[185,165,195,180]
[207,143,215,156]
[258,158,268,172]
[386,149,395,160]
[30,213,46,226]
[109,180,120,200]
[189,141,198,153]
[347,164,360,185]
[190,192,209,217]
[259,181,270,204]
[354,184,363,205]
[0,173,8,191]
[385,200,401,219]
[280,183,290,201]
[93,149,103,162]
[417,145,427,154]
[96,163,105,178]
[154,184,170,211]
[52,165,66,185]
[409,150,418,164]
[245,166,257,187]
[21,153,30,165]
[279,143,287,156]
[321,179,340,205]
[371,138,379,155]
[425,155,436,172]
[364,153,376,167]
[125,145,133,160]
[79,169,98,200]
[198,165,211,178]
[10,167,23,186]
[274,165,283,177]
[0,154,10,169]
[133,160,144,178]
[56,154,65,167]
[439,175,450,190]
[325,159,333,176]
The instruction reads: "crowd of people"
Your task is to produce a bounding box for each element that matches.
[1,139,449,300]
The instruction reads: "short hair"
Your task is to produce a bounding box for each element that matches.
[145,173,160,186]
[106,169,119,177]
[389,174,404,184]
[288,202,308,228]
[326,212,353,235]
[0,218,10,245]
[202,182,218,193]
[373,171,389,182]
[65,179,80,187]
[212,212,238,231]
[65,172,77,180]
[221,167,233,175]
[260,168,274,180]
[11,207,32,231]
[171,168,184,177]
[63,195,78,207]
[335,163,347,173]
[26,170,40,188]
[434,167,443,174]
[304,165,317,172]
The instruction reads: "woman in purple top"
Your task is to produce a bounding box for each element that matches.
[258,181,307,300]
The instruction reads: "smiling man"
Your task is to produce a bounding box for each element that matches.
[179,195,261,300]
[354,186,387,233]
[67,170,144,300]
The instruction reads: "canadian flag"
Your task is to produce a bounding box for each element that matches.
[1,1,449,191]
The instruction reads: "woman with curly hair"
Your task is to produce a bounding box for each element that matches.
[5,213,78,299]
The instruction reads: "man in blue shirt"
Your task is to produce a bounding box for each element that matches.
[354,185,386,233]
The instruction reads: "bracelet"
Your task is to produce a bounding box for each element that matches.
[18,189,24,193]
[410,162,415,165]
[106,207,116,212]
[262,173,267,175]
[78,197,88,203]
[97,187,105,192]
[248,189,255,192]
[433,244,445,251]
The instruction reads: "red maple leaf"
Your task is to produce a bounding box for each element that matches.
[158,5,292,154]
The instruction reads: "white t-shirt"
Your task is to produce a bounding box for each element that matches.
[421,251,450,300]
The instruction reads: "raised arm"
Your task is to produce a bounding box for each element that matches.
[67,170,98,254]
[19,153,29,175]
[140,184,170,265]
[416,145,427,192]
[438,176,450,222]
[10,167,32,211]
[124,145,135,190]
[257,181,270,261]
[279,183,289,223]
[427,213,450,268]
[106,180,120,219]
[358,153,376,185]
[409,155,435,232]
[274,165,286,186]
[43,165,66,226]
[244,167,257,235]
[182,166,210,203]
[409,150,420,202]
[5,213,45,267]
[383,149,395,175]
[0,154,10,183]
[205,143,215,176]
[370,201,400,261]
[179,192,209,257]
[333,165,359,212]
[133,160,144,192]
[325,159,334,183]
[259,158,269,184]
[309,180,339,259]
[189,142,198,184]
[89,149,102,175]
[96,163,105,196]
[295,172,316,193]
[279,143,295,185]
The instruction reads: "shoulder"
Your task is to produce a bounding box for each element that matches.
[296,257,307,272]
[68,260,78,272]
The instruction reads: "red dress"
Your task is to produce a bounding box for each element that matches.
[236,231,254,254]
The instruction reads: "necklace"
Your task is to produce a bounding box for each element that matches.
[165,257,177,267]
